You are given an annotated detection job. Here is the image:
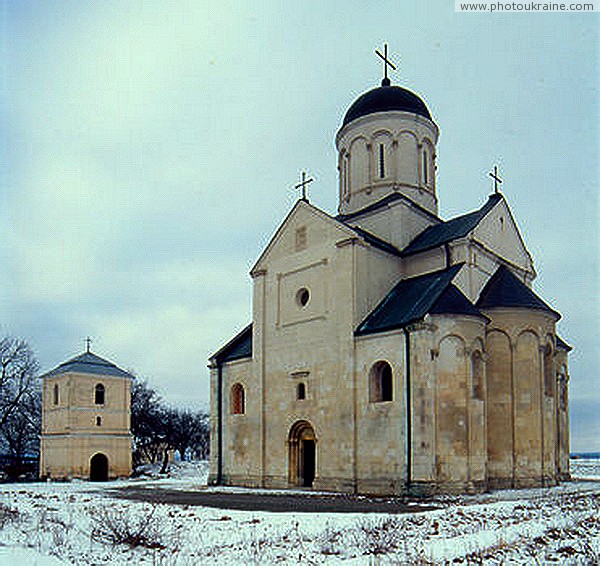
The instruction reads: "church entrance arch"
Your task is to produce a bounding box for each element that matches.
[288,421,316,488]
[90,453,109,481]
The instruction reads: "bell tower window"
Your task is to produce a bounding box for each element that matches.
[423,150,428,185]
[379,144,385,178]
[95,383,105,405]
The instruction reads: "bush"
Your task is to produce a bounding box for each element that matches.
[0,501,20,529]
[355,517,401,556]
[91,503,167,550]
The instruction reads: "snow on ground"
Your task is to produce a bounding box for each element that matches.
[0,460,598,565]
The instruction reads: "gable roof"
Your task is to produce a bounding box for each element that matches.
[41,352,134,379]
[476,265,560,319]
[356,264,484,336]
[336,192,440,224]
[350,225,403,256]
[402,193,503,255]
[211,324,253,364]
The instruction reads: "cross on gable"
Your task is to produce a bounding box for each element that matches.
[375,43,397,86]
[489,165,503,194]
[295,171,314,202]
[85,337,92,353]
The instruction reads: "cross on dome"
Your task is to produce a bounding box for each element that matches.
[375,43,397,86]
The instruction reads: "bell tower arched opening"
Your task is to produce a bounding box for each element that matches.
[90,453,109,481]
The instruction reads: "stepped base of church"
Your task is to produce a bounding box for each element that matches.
[208,473,568,496]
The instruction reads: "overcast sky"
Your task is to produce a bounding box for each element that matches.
[1,1,597,451]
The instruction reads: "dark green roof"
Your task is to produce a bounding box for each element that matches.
[476,265,560,319]
[402,194,502,255]
[212,324,252,364]
[429,284,488,320]
[343,84,433,126]
[41,352,134,379]
[356,264,477,336]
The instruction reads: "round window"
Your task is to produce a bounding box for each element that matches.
[296,288,310,307]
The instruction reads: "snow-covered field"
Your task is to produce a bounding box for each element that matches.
[0,460,599,565]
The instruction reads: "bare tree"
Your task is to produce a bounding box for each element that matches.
[0,387,41,478]
[131,378,166,466]
[130,376,210,472]
[0,337,39,431]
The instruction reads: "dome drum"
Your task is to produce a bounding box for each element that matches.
[336,103,439,217]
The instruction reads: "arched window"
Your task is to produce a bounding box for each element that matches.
[53,384,59,405]
[297,382,306,400]
[95,383,105,405]
[231,383,245,415]
[423,150,428,184]
[96,416,102,426]
[471,351,485,400]
[369,361,393,402]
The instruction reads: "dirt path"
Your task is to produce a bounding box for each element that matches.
[107,486,440,514]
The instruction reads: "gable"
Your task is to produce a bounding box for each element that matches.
[471,198,534,276]
[402,194,501,255]
[250,200,356,275]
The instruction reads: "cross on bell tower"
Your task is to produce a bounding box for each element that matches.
[375,43,397,87]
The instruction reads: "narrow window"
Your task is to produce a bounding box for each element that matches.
[96,416,102,427]
[423,150,428,184]
[379,144,385,178]
[95,383,105,405]
[53,384,59,405]
[297,383,306,400]
[544,346,554,397]
[343,157,349,195]
[231,383,245,415]
[295,226,307,251]
[559,368,567,411]
[471,351,485,400]
[370,361,393,403]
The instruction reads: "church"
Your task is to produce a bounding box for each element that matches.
[208,53,572,495]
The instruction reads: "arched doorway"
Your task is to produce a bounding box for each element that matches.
[90,453,109,481]
[288,421,316,488]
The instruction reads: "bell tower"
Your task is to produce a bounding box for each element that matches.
[40,345,133,480]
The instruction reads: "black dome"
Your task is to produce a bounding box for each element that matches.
[342,84,432,126]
